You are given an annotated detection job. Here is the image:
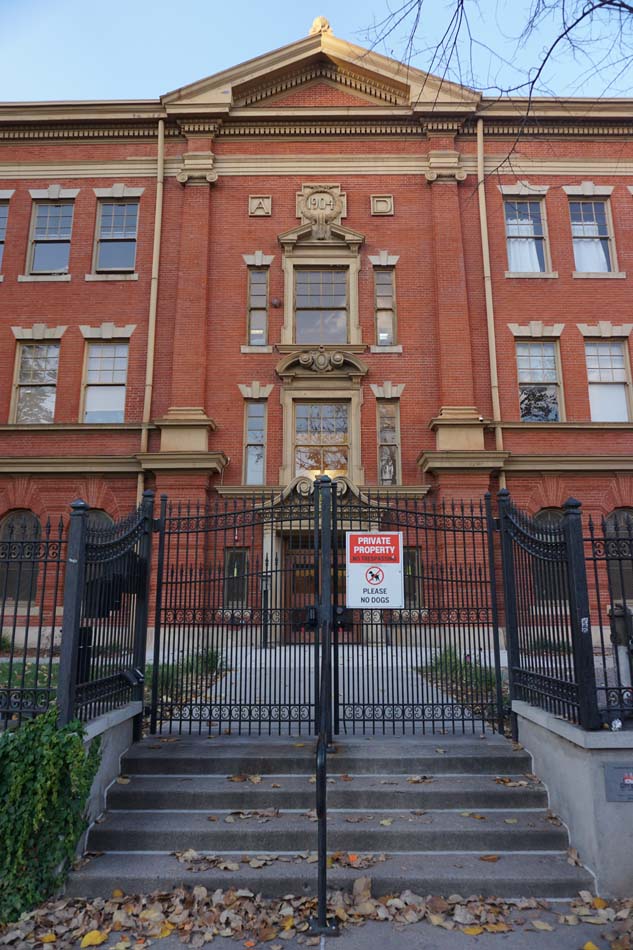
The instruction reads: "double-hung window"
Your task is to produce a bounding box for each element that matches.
[294,402,349,478]
[585,340,630,421]
[224,549,248,607]
[94,200,138,272]
[244,401,266,484]
[14,343,59,424]
[374,268,396,345]
[29,201,74,274]
[377,401,400,485]
[570,200,613,273]
[83,343,129,423]
[0,202,8,271]
[295,269,348,344]
[516,341,560,422]
[247,268,268,346]
[504,200,547,273]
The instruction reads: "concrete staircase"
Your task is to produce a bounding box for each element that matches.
[67,732,594,899]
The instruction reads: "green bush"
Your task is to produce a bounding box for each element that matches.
[421,646,497,693]
[0,634,10,652]
[145,649,223,704]
[0,706,100,924]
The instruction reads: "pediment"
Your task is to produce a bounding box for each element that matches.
[276,348,369,384]
[278,221,365,251]
[162,28,481,116]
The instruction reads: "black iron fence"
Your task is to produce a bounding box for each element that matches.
[586,510,633,725]
[57,492,154,730]
[0,516,66,731]
[1,483,632,738]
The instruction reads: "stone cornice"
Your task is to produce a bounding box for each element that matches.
[217,120,423,137]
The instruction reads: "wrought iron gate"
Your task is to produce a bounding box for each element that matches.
[150,478,505,736]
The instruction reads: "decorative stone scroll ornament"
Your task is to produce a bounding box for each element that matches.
[309,15,332,34]
[296,184,346,239]
[176,152,218,186]
[298,349,346,373]
[424,150,467,183]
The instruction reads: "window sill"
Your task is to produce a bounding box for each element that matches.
[85,272,139,282]
[0,422,151,431]
[369,344,403,353]
[240,345,274,354]
[502,421,633,429]
[572,271,627,279]
[18,274,71,282]
[504,271,558,279]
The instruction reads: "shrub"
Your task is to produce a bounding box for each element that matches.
[421,646,497,693]
[145,649,223,704]
[0,706,100,924]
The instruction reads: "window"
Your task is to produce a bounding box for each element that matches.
[404,547,420,607]
[585,341,630,422]
[224,548,248,607]
[377,401,400,485]
[0,510,41,602]
[94,200,138,272]
[569,200,613,272]
[294,402,349,478]
[14,343,60,424]
[0,202,8,271]
[87,510,114,531]
[295,269,347,344]
[83,343,129,423]
[605,509,633,605]
[244,401,266,484]
[516,341,560,422]
[504,200,547,272]
[29,201,74,274]
[247,268,268,346]
[374,268,396,345]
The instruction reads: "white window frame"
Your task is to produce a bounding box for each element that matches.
[584,339,632,422]
[243,400,267,485]
[376,398,401,486]
[282,254,361,345]
[515,339,565,423]
[503,198,551,275]
[80,341,130,425]
[10,341,60,425]
[93,198,139,273]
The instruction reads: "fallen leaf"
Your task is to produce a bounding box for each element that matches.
[248,774,262,785]
[531,920,553,931]
[39,935,57,943]
[379,818,394,826]
[340,774,353,782]
[462,925,484,935]
[582,943,600,950]
[479,854,499,862]
[228,774,247,783]
[116,777,130,785]
[80,932,109,948]
[111,889,124,898]
[504,818,518,824]
[592,897,608,909]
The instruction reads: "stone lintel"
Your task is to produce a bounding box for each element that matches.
[137,452,228,473]
[418,450,511,474]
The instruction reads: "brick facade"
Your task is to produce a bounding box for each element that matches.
[0,21,632,526]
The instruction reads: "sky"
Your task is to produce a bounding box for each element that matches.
[0,0,630,103]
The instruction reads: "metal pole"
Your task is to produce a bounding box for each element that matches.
[57,499,89,727]
[132,490,155,741]
[149,494,168,735]
[562,498,601,730]
[485,493,506,734]
[497,489,520,740]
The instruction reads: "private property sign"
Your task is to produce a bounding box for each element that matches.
[345,531,404,608]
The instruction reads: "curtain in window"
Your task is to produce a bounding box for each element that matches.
[573,238,610,273]
[507,225,542,272]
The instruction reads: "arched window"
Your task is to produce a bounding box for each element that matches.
[86,509,114,533]
[605,509,633,604]
[0,510,41,602]
[534,508,566,601]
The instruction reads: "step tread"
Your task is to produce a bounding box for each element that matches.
[108,773,547,810]
[66,851,593,900]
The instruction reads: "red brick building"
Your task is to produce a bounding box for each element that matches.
[1,16,632,530]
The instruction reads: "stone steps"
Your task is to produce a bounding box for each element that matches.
[66,733,594,900]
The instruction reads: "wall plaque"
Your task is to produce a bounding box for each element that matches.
[604,764,633,802]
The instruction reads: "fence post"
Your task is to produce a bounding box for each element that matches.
[132,490,155,742]
[497,489,520,740]
[485,493,506,734]
[562,498,601,730]
[149,495,168,735]
[57,499,89,727]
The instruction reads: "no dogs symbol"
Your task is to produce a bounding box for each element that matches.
[365,566,385,585]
